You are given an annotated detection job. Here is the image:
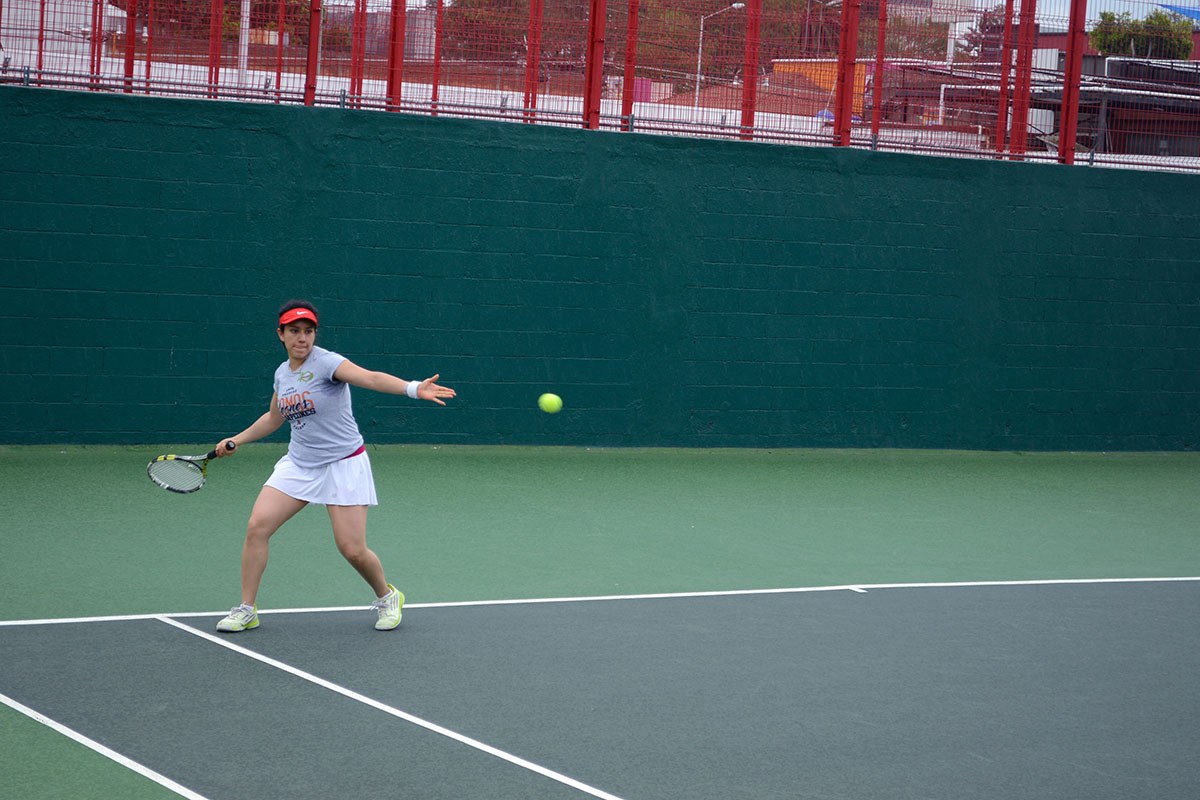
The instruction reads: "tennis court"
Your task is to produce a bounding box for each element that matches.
[2,445,1198,799]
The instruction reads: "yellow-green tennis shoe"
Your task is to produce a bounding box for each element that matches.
[372,585,404,630]
[216,604,259,632]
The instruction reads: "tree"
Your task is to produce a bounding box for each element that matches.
[440,0,594,64]
[109,0,312,43]
[441,0,526,60]
[955,3,1005,62]
[769,0,841,59]
[1088,9,1194,59]
[436,0,951,91]
[858,14,951,61]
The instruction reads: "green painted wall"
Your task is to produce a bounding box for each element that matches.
[2,86,1198,449]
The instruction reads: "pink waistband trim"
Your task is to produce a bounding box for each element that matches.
[342,445,366,460]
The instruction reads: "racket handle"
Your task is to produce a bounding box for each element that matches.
[206,441,237,459]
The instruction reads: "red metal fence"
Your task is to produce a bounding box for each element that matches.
[3,0,1200,170]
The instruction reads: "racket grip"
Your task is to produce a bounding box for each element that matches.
[206,441,237,459]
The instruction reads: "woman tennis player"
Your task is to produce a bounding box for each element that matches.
[212,300,455,633]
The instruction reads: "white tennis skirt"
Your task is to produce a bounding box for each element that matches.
[265,451,378,507]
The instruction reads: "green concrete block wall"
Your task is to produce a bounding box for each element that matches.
[1,86,1198,449]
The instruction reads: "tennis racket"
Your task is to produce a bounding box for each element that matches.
[147,441,236,494]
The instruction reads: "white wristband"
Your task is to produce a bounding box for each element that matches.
[406,380,420,399]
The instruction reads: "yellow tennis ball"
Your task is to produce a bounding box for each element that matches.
[538,393,563,413]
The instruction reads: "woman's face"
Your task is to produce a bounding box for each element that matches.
[278,320,317,363]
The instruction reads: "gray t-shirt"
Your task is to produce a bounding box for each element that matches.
[274,346,364,468]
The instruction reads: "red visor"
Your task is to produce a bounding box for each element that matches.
[279,308,318,327]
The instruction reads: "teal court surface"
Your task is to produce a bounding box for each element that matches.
[1,445,1198,799]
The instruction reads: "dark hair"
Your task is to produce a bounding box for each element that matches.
[277,300,319,329]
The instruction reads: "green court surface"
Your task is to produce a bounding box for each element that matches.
[1,445,1198,799]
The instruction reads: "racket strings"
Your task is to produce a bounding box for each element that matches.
[148,458,205,491]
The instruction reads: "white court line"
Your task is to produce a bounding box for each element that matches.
[0,691,213,800]
[1,576,1198,627]
[154,615,627,800]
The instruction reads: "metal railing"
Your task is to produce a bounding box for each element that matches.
[3,0,1200,172]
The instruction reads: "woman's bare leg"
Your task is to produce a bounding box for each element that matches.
[327,504,388,597]
[240,486,307,605]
